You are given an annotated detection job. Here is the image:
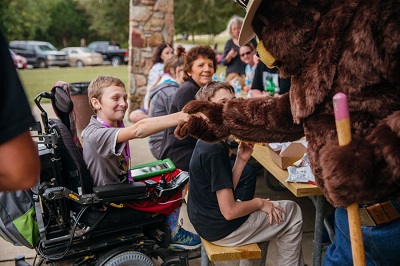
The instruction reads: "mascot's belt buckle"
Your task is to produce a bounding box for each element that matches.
[359,207,376,226]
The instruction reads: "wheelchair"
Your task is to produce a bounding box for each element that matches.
[25,82,200,265]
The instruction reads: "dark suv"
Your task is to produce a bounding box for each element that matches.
[87,41,128,66]
[9,40,69,68]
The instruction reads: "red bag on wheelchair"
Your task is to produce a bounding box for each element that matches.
[126,168,185,214]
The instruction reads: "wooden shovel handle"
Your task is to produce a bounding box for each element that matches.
[333,93,366,266]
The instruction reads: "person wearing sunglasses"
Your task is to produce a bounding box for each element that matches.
[221,16,257,77]
[239,42,257,92]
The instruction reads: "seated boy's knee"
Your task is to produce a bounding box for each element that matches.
[280,200,303,219]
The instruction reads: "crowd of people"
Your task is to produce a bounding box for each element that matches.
[1,13,304,263]
[3,2,315,259]
[5,3,396,263]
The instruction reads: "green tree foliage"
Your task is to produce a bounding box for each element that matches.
[47,0,90,47]
[0,0,54,40]
[174,0,244,39]
[0,0,243,48]
[77,0,130,47]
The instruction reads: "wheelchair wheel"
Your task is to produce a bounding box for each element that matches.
[104,251,154,266]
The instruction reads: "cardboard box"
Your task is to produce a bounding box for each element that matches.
[267,142,307,169]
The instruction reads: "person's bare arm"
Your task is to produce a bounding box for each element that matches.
[216,188,262,220]
[217,188,284,224]
[117,111,189,142]
[232,142,254,189]
[0,131,40,191]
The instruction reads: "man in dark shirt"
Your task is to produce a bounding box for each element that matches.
[0,31,40,191]
[251,61,291,97]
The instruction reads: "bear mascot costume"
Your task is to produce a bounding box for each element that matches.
[176,0,400,264]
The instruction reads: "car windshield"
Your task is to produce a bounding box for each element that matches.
[37,44,57,52]
[108,45,119,50]
[81,48,94,53]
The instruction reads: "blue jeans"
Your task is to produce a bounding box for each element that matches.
[230,160,257,201]
[324,207,400,266]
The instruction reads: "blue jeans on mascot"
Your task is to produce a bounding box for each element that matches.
[324,206,400,266]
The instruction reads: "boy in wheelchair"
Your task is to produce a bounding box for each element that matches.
[25,77,200,265]
[83,75,200,250]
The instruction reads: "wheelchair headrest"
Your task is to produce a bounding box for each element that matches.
[51,81,74,116]
[50,81,82,150]
[53,86,73,114]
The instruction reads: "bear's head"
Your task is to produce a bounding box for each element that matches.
[238,0,333,77]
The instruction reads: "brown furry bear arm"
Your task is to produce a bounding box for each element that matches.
[223,93,304,143]
[176,94,304,143]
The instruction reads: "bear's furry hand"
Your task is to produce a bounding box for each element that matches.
[320,137,375,207]
[320,111,400,207]
[174,100,229,142]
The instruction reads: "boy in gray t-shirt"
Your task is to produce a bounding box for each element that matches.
[82,75,200,250]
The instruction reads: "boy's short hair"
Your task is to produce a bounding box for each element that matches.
[88,76,125,112]
[195,81,235,101]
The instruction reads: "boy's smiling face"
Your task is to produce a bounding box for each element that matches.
[91,85,128,127]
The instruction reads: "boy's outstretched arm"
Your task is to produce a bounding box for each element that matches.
[117,111,189,142]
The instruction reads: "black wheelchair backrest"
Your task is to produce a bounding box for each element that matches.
[49,118,92,194]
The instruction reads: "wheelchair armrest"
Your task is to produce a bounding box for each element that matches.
[93,182,147,199]
[156,171,189,197]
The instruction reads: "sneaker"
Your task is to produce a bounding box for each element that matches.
[169,227,201,250]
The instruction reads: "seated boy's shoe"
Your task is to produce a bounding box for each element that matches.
[169,227,201,250]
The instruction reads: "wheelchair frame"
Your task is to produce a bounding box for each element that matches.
[25,87,199,266]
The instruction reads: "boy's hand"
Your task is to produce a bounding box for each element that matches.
[236,141,254,162]
[259,199,284,224]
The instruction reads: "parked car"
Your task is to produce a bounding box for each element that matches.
[87,41,128,66]
[9,49,27,69]
[60,47,103,67]
[9,40,69,68]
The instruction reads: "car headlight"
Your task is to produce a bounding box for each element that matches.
[47,55,55,60]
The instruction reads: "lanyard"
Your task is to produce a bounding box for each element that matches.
[96,116,132,182]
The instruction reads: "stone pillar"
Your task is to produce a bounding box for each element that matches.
[128,0,174,113]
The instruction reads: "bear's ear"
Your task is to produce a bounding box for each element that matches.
[287,0,300,6]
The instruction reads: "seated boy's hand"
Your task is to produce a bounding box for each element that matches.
[236,141,254,162]
[260,199,284,225]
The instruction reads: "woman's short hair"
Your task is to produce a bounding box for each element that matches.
[183,45,217,81]
[226,15,244,36]
[241,42,255,52]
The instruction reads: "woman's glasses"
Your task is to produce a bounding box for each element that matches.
[240,51,252,57]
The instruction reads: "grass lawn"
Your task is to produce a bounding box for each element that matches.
[18,65,129,105]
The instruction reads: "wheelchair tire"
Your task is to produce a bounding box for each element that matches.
[104,251,154,266]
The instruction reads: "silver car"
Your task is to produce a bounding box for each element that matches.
[61,47,104,67]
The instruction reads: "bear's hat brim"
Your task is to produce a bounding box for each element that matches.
[238,0,262,46]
